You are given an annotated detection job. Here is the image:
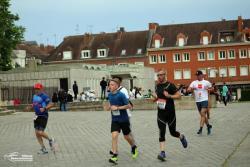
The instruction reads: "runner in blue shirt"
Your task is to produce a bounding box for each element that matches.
[26,83,55,154]
[107,78,138,164]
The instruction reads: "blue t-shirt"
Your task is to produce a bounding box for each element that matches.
[108,91,129,122]
[32,93,50,117]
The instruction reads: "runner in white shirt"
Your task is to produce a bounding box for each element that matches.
[188,70,213,135]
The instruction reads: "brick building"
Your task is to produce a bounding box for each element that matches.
[147,16,250,88]
[45,16,250,97]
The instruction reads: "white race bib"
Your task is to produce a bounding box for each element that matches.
[157,99,166,110]
[112,110,120,116]
[33,115,38,120]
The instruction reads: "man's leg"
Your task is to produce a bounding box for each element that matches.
[35,130,45,147]
[111,131,119,154]
[122,122,138,159]
[157,117,167,161]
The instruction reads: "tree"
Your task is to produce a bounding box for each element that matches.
[0,0,25,71]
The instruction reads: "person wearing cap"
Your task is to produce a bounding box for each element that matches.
[106,78,138,164]
[27,83,55,154]
[151,70,188,161]
[188,70,213,135]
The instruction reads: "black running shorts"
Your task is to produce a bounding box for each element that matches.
[111,121,131,135]
[34,116,48,131]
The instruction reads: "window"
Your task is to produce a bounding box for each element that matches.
[159,54,166,63]
[178,38,184,47]
[240,66,249,76]
[228,67,236,77]
[121,49,126,56]
[173,53,181,62]
[220,31,234,43]
[137,49,142,54]
[63,51,72,60]
[97,49,107,57]
[207,51,215,60]
[182,53,190,62]
[81,50,91,58]
[239,49,247,58]
[183,69,191,79]
[174,70,182,80]
[155,40,160,48]
[244,33,250,42]
[199,68,207,75]
[219,67,227,77]
[218,51,226,60]
[228,50,235,59]
[203,36,209,45]
[135,62,144,66]
[149,55,157,64]
[198,51,206,61]
[209,68,217,78]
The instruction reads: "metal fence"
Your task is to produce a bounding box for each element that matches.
[1,86,58,104]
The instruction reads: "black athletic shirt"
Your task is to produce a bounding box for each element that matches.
[155,82,178,112]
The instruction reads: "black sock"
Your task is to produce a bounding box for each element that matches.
[132,145,137,153]
[199,127,203,131]
[113,153,118,157]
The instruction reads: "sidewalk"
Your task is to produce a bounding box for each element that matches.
[0,102,249,167]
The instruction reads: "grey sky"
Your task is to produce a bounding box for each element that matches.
[10,0,250,46]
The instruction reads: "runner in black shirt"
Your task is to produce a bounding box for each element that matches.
[152,70,188,161]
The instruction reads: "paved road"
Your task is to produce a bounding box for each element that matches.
[0,103,250,167]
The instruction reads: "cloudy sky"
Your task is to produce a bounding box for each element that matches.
[10,0,250,46]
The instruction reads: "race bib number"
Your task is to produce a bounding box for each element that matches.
[33,115,38,120]
[112,110,120,116]
[157,99,166,110]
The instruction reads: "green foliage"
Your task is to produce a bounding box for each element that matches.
[0,0,25,71]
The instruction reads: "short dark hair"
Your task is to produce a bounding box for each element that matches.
[112,76,122,82]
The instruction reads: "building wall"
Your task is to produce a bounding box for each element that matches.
[147,44,250,86]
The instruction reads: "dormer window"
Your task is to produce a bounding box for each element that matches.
[177,33,187,47]
[97,49,107,57]
[63,51,72,60]
[200,31,211,45]
[219,31,234,43]
[152,34,163,48]
[178,38,184,47]
[155,40,160,48]
[137,48,142,54]
[121,49,126,56]
[245,33,250,41]
[81,50,91,58]
[203,36,209,45]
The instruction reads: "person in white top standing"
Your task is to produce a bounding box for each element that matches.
[188,70,213,135]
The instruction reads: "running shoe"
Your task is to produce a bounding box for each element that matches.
[207,125,212,135]
[37,147,48,154]
[157,151,166,161]
[180,135,188,148]
[49,138,55,150]
[197,129,202,135]
[109,155,118,164]
[131,146,138,159]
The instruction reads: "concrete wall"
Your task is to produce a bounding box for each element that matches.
[69,68,109,97]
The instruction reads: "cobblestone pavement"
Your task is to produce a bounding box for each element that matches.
[0,102,250,167]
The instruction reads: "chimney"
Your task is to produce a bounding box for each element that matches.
[149,23,159,31]
[238,16,243,33]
